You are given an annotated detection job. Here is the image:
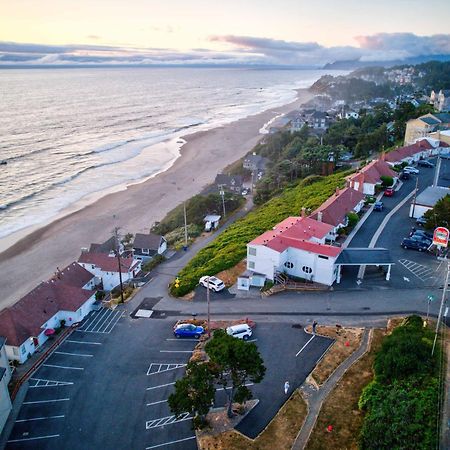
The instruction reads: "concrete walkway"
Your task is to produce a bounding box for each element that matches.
[292,328,371,450]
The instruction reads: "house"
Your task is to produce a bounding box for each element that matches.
[204,215,221,232]
[347,159,398,195]
[243,153,269,173]
[428,130,450,147]
[409,187,449,219]
[309,187,365,234]
[214,174,243,194]
[132,233,167,262]
[88,236,124,256]
[0,337,12,433]
[404,113,450,145]
[246,215,342,286]
[289,113,308,133]
[0,263,98,364]
[78,252,141,291]
[309,111,330,129]
[384,139,435,166]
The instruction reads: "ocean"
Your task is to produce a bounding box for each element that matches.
[0,67,334,241]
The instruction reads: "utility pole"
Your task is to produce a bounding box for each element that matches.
[113,227,125,304]
[219,185,226,219]
[206,276,211,338]
[183,202,188,250]
[432,263,449,356]
[411,177,419,218]
[433,156,442,188]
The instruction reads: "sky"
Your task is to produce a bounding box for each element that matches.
[1,0,449,67]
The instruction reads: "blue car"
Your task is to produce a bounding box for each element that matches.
[373,201,384,211]
[173,323,205,339]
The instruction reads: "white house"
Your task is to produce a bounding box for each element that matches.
[0,337,12,434]
[78,251,141,291]
[246,216,342,286]
[409,186,449,219]
[309,187,365,234]
[347,159,398,195]
[133,232,167,262]
[0,263,98,364]
[385,139,435,166]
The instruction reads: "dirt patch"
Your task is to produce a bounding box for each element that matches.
[307,325,364,386]
[305,328,386,450]
[198,390,307,450]
[216,259,247,287]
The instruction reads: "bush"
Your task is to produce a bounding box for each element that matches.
[142,254,166,273]
[380,175,393,187]
[170,170,353,296]
[346,211,359,228]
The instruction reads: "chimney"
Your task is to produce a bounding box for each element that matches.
[301,207,306,218]
[380,150,385,161]
[335,186,340,196]
[317,211,323,222]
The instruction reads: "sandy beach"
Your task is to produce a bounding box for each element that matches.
[0,88,313,309]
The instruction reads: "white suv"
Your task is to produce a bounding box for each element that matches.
[199,276,225,292]
[226,324,252,340]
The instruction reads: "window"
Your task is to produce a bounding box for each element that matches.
[142,248,149,254]
[21,346,26,355]
[91,265,95,269]
[318,255,329,260]
[248,261,255,269]
[284,261,294,269]
[302,266,312,274]
[248,247,257,256]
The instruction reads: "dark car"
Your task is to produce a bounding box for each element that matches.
[401,238,429,252]
[400,171,410,180]
[416,216,427,226]
[173,323,205,339]
[373,201,384,211]
[412,229,433,240]
[418,160,435,168]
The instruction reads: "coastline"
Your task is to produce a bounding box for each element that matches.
[0,87,313,309]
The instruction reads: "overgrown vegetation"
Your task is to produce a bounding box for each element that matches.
[358,316,441,449]
[141,254,165,273]
[423,194,450,230]
[170,170,351,296]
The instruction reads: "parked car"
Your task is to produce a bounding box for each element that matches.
[403,166,419,174]
[416,216,427,226]
[418,160,435,168]
[439,151,450,160]
[400,171,410,180]
[241,189,248,196]
[199,275,225,292]
[173,323,205,339]
[401,238,429,252]
[411,229,433,240]
[410,234,432,246]
[226,324,252,341]
[373,201,384,211]
[384,187,394,197]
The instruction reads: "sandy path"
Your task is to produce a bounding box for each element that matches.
[0,89,313,309]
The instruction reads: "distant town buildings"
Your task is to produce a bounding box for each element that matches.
[429,89,450,112]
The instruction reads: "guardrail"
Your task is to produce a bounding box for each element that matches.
[9,324,77,401]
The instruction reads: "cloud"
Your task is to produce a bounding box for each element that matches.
[0,33,449,67]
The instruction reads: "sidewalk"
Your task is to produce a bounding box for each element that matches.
[292,328,371,450]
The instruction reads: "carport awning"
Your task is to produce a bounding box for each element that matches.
[335,248,395,265]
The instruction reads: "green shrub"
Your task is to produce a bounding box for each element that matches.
[170,170,353,296]
[380,175,393,187]
[346,211,359,228]
[142,254,166,273]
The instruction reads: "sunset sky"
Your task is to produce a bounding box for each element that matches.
[1,0,449,66]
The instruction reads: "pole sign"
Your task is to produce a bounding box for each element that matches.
[433,227,449,247]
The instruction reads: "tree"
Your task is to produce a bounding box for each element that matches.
[168,361,216,429]
[423,194,450,230]
[205,329,266,418]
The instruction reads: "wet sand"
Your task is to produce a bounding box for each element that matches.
[0,89,313,309]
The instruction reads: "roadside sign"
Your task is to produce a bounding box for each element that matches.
[433,227,449,248]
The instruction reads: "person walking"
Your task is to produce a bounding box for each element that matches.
[284,381,290,394]
[312,320,318,334]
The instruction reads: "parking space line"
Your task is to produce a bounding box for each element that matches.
[103,311,124,333]
[95,309,119,332]
[65,340,102,345]
[146,399,167,407]
[29,378,74,388]
[159,350,193,353]
[23,398,70,405]
[42,364,84,370]
[147,363,186,376]
[54,351,93,357]
[217,382,253,391]
[296,335,315,357]
[16,415,65,423]
[145,436,196,449]
[7,434,60,443]
[146,382,175,391]
[83,308,110,332]
[145,412,191,429]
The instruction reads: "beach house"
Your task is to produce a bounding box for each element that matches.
[347,159,397,195]
[132,232,167,262]
[0,263,98,363]
[78,251,141,291]
[309,186,365,234]
[246,215,342,286]
[0,338,12,433]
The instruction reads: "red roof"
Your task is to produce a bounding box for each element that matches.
[78,252,138,273]
[51,262,94,287]
[348,159,397,184]
[310,187,364,227]
[266,236,342,257]
[250,216,333,246]
[0,277,95,347]
[385,140,434,163]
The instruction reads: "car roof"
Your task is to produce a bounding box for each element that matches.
[227,324,250,331]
